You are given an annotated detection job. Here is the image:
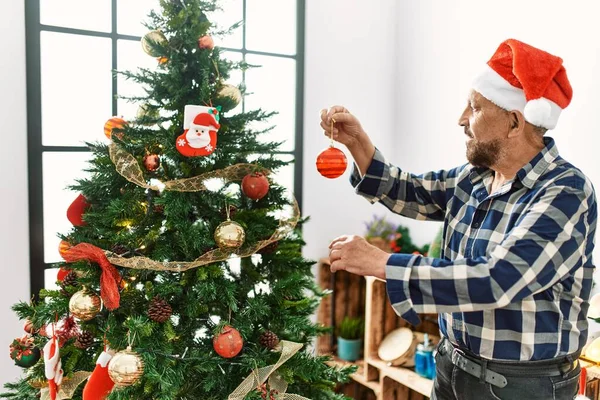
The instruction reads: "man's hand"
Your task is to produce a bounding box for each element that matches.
[328,235,389,280]
[320,106,376,175]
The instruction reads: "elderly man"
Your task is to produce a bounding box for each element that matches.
[322,39,597,399]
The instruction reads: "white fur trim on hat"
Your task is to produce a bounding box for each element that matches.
[472,65,562,130]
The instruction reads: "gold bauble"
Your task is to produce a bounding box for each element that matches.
[217,84,242,107]
[108,346,144,387]
[214,220,245,248]
[68,289,102,321]
[141,30,167,57]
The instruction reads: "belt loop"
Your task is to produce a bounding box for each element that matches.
[562,355,574,378]
[480,359,488,383]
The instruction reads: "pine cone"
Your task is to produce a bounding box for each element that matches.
[111,244,129,255]
[259,331,280,350]
[74,331,94,349]
[62,271,78,287]
[148,297,172,323]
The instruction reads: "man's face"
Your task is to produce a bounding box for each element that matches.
[458,91,510,168]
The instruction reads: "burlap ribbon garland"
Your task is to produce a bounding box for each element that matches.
[39,371,91,400]
[104,143,300,272]
[228,341,310,400]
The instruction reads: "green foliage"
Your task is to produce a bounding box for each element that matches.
[2,1,350,399]
[337,317,364,340]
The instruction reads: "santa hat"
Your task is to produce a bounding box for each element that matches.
[472,39,573,130]
[190,112,220,131]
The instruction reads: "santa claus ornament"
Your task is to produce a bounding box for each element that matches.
[176,105,221,157]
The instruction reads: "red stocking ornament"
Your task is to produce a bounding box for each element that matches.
[83,349,115,400]
[43,334,63,400]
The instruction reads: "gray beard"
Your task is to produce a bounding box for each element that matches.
[466,138,502,168]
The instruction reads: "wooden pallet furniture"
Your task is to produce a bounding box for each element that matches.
[317,258,439,400]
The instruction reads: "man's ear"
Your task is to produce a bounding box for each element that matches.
[507,110,525,138]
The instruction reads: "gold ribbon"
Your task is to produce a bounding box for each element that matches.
[39,371,91,400]
[104,143,300,272]
[228,341,310,400]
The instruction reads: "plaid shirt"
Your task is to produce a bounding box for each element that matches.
[351,137,597,361]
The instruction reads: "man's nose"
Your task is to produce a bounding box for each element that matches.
[458,106,469,127]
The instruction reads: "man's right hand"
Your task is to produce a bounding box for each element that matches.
[320,105,376,176]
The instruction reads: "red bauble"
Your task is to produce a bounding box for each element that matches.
[57,266,71,282]
[316,147,348,179]
[213,326,243,358]
[241,173,270,200]
[198,35,214,50]
[143,154,160,172]
[67,193,90,226]
[104,117,127,139]
[23,319,37,334]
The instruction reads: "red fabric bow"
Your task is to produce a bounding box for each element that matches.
[62,243,121,310]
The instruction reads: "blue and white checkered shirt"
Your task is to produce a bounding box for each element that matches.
[351,137,597,361]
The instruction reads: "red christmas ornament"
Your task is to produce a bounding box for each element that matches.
[198,35,214,50]
[57,266,71,282]
[143,154,160,172]
[241,172,270,200]
[23,319,37,335]
[67,194,90,226]
[213,326,243,358]
[103,117,127,139]
[316,147,347,179]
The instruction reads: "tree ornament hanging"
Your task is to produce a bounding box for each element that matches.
[9,335,40,368]
[241,172,270,200]
[176,105,221,157]
[141,30,167,57]
[57,266,71,282]
[43,333,63,399]
[217,84,242,109]
[66,194,90,226]
[103,117,127,140]
[83,349,115,399]
[259,330,280,350]
[143,153,160,172]
[316,119,348,179]
[23,319,37,335]
[213,325,243,358]
[198,35,214,50]
[108,347,144,387]
[74,331,95,349]
[214,204,245,248]
[69,289,102,321]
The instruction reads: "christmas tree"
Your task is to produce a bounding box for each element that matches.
[2,1,353,399]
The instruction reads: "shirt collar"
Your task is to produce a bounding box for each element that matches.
[469,137,559,189]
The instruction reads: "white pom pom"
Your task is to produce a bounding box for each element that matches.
[524,98,551,127]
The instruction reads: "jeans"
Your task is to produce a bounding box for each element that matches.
[431,340,581,400]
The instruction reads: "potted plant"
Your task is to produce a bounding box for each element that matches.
[337,316,365,362]
[364,215,397,251]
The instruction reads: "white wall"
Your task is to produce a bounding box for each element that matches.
[303,0,402,264]
[0,0,30,387]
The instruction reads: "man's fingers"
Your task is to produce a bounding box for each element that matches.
[330,112,354,124]
[326,106,349,122]
[329,248,342,262]
[320,121,339,134]
[329,235,349,248]
[330,260,344,273]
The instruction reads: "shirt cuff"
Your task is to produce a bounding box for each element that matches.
[386,253,421,325]
[349,148,390,204]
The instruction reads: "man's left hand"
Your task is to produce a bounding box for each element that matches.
[328,235,389,280]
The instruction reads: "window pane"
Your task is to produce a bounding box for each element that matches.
[273,154,295,194]
[41,32,112,146]
[117,39,161,119]
[246,0,296,55]
[221,51,243,116]
[117,0,161,36]
[208,0,243,49]
[43,152,93,264]
[45,268,60,291]
[244,55,296,152]
[40,0,111,32]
